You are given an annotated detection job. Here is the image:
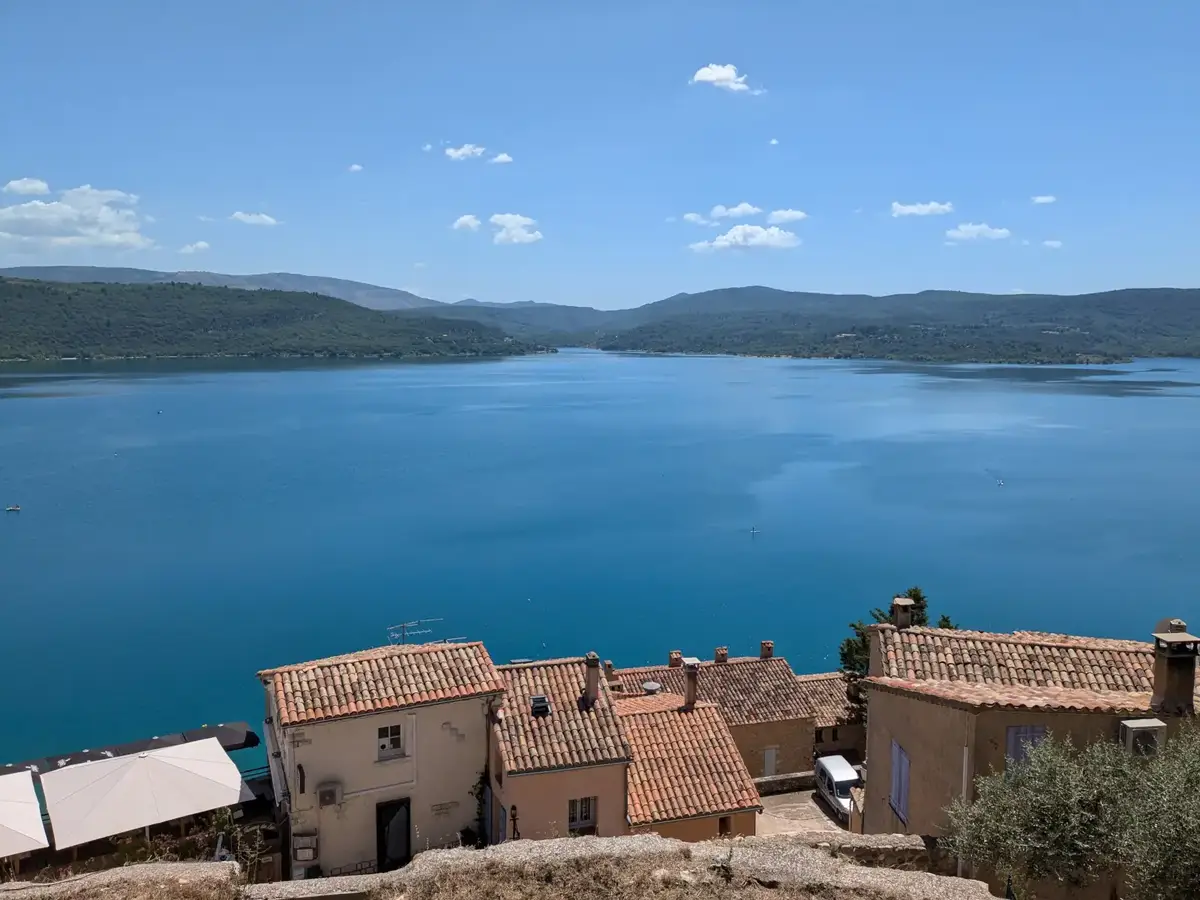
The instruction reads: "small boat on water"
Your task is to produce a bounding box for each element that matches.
[4,505,20,513]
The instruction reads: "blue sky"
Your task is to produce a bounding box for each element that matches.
[2,1,1198,309]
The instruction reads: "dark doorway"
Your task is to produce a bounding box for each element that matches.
[376,798,412,872]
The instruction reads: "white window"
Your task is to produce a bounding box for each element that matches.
[1005,725,1047,765]
[889,740,910,823]
[568,796,597,835]
[378,723,407,761]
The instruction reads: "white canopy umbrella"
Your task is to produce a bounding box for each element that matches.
[0,770,49,857]
[41,738,242,850]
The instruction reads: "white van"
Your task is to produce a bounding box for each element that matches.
[814,754,860,822]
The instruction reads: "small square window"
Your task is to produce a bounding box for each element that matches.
[831,727,840,742]
[377,723,407,761]
[568,796,597,835]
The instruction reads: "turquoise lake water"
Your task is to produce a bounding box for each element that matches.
[1,350,1198,767]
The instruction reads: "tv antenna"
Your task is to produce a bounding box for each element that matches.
[387,618,468,645]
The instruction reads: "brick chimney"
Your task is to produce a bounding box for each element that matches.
[891,596,915,630]
[760,640,774,660]
[583,652,600,708]
[668,649,683,668]
[1151,620,1198,717]
[683,661,699,710]
[715,646,729,664]
[603,659,617,685]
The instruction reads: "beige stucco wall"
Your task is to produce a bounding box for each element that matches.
[863,689,974,837]
[730,718,813,777]
[631,811,756,842]
[277,695,492,875]
[490,763,630,841]
[814,722,865,762]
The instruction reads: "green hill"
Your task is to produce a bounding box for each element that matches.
[0,278,543,361]
[0,266,438,311]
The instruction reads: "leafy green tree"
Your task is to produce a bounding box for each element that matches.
[943,725,1200,900]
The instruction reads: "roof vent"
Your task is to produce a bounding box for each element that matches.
[530,694,551,717]
[642,681,661,695]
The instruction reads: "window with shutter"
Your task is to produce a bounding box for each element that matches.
[889,740,909,823]
[1005,725,1047,765]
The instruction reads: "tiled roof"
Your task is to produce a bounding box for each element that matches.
[793,672,856,728]
[866,677,1163,714]
[873,625,1164,692]
[495,658,632,775]
[259,642,504,726]
[613,657,812,727]
[615,693,761,826]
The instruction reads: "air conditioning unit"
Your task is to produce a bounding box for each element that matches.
[317,781,344,807]
[1120,718,1167,755]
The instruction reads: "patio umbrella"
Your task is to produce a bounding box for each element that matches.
[41,738,242,850]
[0,770,49,857]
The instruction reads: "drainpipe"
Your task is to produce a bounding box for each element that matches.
[957,713,975,878]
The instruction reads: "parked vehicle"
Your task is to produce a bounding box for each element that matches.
[815,754,860,822]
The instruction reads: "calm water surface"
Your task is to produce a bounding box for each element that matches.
[1,350,1198,766]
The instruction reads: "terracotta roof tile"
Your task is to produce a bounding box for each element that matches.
[615,693,761,826]
[258,642,503,726]
[865,676,1164,714]
[614,657,811,727]
[874,625,1164,692]
[793,672,856,728]
[496,658,632,775]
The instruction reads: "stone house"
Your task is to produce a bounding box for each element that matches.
[858,601,1198,899]
[258,642,504,878]
[490,654,632,841]
[612,641,815,778]
[491,653,760,842]
[793,672,865,763]
[615,667,762,840]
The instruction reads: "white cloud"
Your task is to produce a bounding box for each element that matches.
[488,153,513,164]
[1032,195,1056,205]
[891,200,953,217]
[348,163,363,173]
[767,208,808,224]
[451,214,481,231]
[0,183,154,250]
[689,224,799,252]
[197,215,214,222]
[945,222,1011,241]
[710,202,762,219]
[3,177,50,196]
[490,213,543,245]
[1042,239,1063,249]
[769,138,779,146]
[179,241,210,254]
[682,212,711,226]
[445,143,486,161]
[689,63,764,94]
[422,143,433,152]
[230,211,278,226]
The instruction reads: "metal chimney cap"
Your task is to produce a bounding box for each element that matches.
[642,681,662,695]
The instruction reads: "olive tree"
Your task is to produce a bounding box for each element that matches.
[943,724,1200,900]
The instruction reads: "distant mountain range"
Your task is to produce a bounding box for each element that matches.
[4,266,1199,364]
[0,266,436,311]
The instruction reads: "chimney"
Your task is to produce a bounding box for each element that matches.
[891,596,915,630]
[683,662,699,710]
[530,694,550,718]
[603,659,617,683]
[760,640,774,660]
[642,680,661,695]
[583,652,600,708]
[1151,620,1198,717]
[668,650,683,668]
[715,646,729,664]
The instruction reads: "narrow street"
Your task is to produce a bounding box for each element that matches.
[756,790,846,835]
